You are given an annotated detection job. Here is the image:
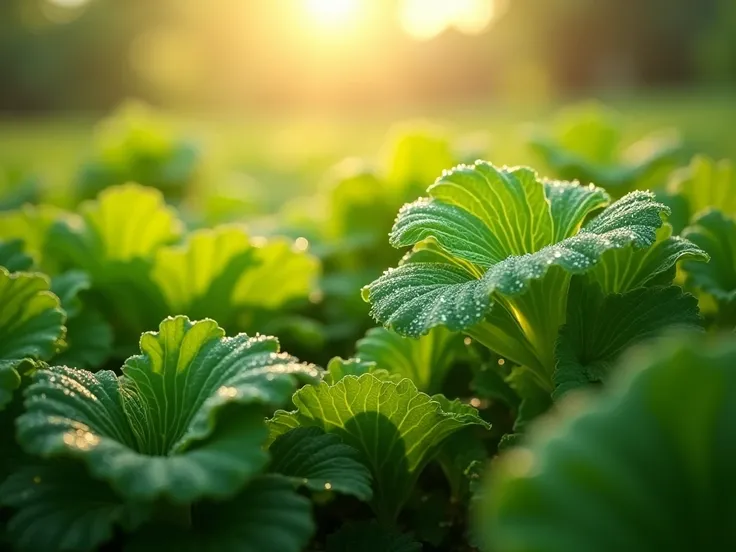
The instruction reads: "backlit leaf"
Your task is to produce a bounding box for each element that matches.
[667,156,736,220]
[268,374,490,521]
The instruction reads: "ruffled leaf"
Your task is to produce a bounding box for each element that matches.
[0,464,151,552]
[355,326,465,393]
[0,268,65,409]
[553,280,702,398]
[268,374,490,521]
[0,205,68,270]
[481,336,736,552]
[268,426,373,501]
[322,356,402,385]
[16,316,320,503]
[365,162,676,383]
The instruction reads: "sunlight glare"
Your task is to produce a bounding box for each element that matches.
[304,0,361,27]
[47,0,89,7]
[399,0,495,40]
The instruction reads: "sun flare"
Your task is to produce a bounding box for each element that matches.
[304,0,361,27]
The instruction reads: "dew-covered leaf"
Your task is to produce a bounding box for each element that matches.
[355,326,465,393]
[268,374,490,521]
[481,336,736,552]
[16,316,320,503]
[0,463,151,552]
[322,356,402,385]
[268,426,372,501]
[554,280,702,398]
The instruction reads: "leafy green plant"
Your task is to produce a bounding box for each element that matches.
[478,334,736,552]
[363,161,706,407]
[528,103,681,195]
[1,315,322,551]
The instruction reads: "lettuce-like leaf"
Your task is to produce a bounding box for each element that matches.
[268,426,373,501]
[0,205,68,271]
[363,162,697,388]
[355,326,465,393]
[682,210,736,325]
[553,280,702,398]
[327,520,421,552]
[480,335,736,552]
[0,463,150,552]
[0,268,65,410]
[268,374,489,522]
[322,356,402,385]
[667,156,735,220]
[16,316,320,503]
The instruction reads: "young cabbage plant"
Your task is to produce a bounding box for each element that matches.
[2,316,321,551]
[268,373,490,523]
[479,335,736,552]
[363,162,706,396]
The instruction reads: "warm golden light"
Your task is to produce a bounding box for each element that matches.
[399,0,495,40]
[304,0,362,27]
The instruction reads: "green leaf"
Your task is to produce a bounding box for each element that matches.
[682,209,736,305]
[151,225,255,324]
[327,520,422,552]
[268,374,490,521]
[529,103,680,194]
[0,268,65,409]
[49,184,183,343]
[0,463,151,552]
[668,156,736,220]
[553,280,702,398]
[50,271,114,370]
[364,161,671,385]
[232,237,320,310]
[481,336,736,552]
[585,224,708,293]
[0,204,68,270]
[268,426,373,500]
[355,326,465,393]
[0,239,33,272]
[128,475,314,552]
[323,356,402,385]
[16,316,320,503]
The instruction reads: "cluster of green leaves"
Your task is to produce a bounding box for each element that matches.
[0,183,319,360]
[363,160,707,432]
[76,101,203,203]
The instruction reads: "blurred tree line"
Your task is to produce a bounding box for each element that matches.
[0,0,733,113]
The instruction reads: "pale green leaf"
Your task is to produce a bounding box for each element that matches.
[268,426,373,500]
[668,156,736,219]
[0,205,68,270]
[268,374,490,521]
[16,316,320,503]
[481,336,736,552]
[553,280,702,398]
[682,209,736,304]
[355,326,465,393]
[327,521,421,552]
[0,464,151,552]
[0,268,65,409]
